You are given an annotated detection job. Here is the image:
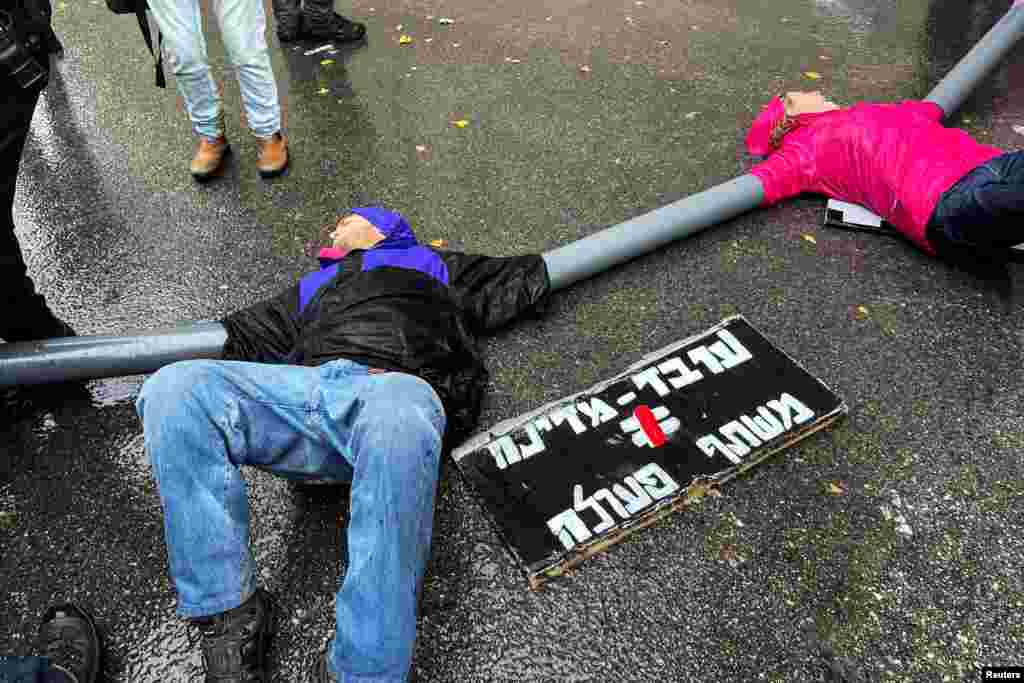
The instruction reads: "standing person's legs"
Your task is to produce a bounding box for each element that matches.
[214,0,281,140]
[136,358,444,681]
[0,76,72,342]
[145,0,224,139]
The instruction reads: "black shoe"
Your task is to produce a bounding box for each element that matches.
[193,589,273,683]
[37,603,101,683]
[302,12,367,43]
[312,645,339,683]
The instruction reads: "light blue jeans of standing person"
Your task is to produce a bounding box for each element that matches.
[145,0,282,138]
[135,358,446,683]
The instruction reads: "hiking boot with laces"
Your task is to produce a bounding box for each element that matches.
[191,135,231,181]
[255,132,289,178]
[37,603,101,683]
[193,590,272,683]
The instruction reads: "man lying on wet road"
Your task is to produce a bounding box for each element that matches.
[135,207,550,683]
[746,90,1023,271]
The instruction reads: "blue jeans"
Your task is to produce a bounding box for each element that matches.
[927,150,1024,256]
[146,0,282,138]
[0,657,70,683]
[135,359,446,683]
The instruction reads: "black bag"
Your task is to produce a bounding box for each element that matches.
[106,0,165,88]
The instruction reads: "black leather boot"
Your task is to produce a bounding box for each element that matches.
[192,590,273,683]
[37,603,102,683]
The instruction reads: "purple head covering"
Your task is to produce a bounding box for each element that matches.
[350,207,419,249]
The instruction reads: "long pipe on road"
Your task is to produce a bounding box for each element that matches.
[3,1,1024,389]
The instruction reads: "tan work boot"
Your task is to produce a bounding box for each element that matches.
[190,135,230,181]
[255,132,289,178]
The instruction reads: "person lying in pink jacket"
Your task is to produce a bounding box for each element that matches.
[746,91,1023,266]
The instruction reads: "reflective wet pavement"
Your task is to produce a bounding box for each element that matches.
[2,1,1023,680]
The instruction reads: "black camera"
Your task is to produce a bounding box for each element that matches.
[0,10,48,89]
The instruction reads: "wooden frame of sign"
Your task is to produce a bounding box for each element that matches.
[452,316,847,589]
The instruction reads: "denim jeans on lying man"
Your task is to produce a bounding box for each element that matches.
[135,358,446,683]
[927,150,1024,258]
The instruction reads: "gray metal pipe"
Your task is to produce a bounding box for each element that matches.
[543,175,764,291]
[925,0,1024,115]
[0,322,227,387]
[2,1,1023,389]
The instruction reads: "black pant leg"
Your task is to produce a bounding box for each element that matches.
[0,73,64,342]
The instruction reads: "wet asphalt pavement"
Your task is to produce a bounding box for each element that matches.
[2,0,1024,681]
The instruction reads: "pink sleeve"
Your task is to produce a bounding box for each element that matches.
[750,150,806,206]
[900,100,945,121]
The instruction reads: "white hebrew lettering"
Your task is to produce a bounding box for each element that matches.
[696,434,744,464]
[721,420,762,453]
[632,367,671,397]
[740,406,785,441]
[616,392,637,406]
[612,476,654,514]
[593,488,630,519]
[633,462,680,499]
[533,416,554,433]
[767,393,815,430]
[547,509,594,550]
[574,484,616,534]
[687,346,725,374]
[657,356,704,389]
[708,329,753,369]
[484,435,521,470]
[550,404,588,434]
[513,423,546,460]
[576,397,619,428]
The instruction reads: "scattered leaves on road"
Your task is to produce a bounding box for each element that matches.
[317,87,329,95]
[0,511,16,530]
[827,481,847,496]
[430,239,447,247]
[398,35,414,45]
[579,65,591,73]
[855,305,870,320]
[684,111,699,120]
[718,544,747,568]
[320,59,335,66]
[438,17,454,25]
[452,119,469,128]
[804,71,822,80]
[802,234,817,244]
[1013,125,1024,136]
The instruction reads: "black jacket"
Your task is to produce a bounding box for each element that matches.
[221,248,550,441]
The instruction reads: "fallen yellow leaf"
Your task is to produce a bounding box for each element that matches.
[399,34,413,45]
[317,87,329,95]
[827,481,846,495]
[804,71,822,80]
[452,119,469,128]
[429,239,447,247]
[855,305,869,320]
[320,59,335,65]
[802,234,817,244]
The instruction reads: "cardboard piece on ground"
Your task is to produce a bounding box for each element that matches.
[452,316,847,589]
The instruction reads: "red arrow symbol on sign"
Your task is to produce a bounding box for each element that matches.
[634,405,666,447]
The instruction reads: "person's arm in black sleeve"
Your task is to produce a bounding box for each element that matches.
[437,250,551,333]
[220,284,301,363]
